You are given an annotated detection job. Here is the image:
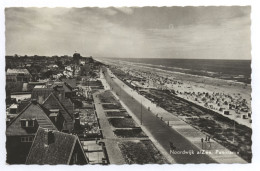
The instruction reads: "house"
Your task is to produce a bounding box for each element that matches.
[6,104,18,123]
[6,69,32,92]
[26,127,88,165]
[17,99,31,113]
[31,85,54,104]
[6,68,32,83]
[42,93,74,132]
[6,100,58,164]
[51,83,75,115]
[61,78,77,89]
[32,83,75,115]
[8,104,18,114]
[60,97,74,114]
[50,82,75,98]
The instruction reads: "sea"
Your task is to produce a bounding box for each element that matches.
[105,58,251,84]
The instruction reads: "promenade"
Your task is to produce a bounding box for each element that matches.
[102,67,247,164]
[92,91,126,164]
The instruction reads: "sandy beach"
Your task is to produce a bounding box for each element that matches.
[97,58,251,128]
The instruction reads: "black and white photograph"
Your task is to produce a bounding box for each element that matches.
[1,1,260,170]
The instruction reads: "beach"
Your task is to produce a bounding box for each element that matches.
[97,58,251,128]
[95,58,252,162]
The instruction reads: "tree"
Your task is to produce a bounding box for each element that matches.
[43,70,53,79]
[55,61,63,69]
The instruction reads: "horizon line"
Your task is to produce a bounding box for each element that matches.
[5,55,251,60]
[94,57,251,60]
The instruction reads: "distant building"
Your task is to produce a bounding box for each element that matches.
[26,127,88,165]
[31,85,54,104]
[73,53,81,65]
[6,68,32,83]
[73,52,94,66]
[6,100,59,164]
[6,69,32,92]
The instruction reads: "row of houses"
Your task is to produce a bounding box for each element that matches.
[6,74,90,164]
[6,53,105,165]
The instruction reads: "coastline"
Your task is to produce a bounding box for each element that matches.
[98,58,251,85]
[97,58,251,86]
[103,67,248,163]
[95,58,252,128]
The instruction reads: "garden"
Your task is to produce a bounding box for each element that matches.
[118,140,168,164]
[102,103,122,110]
[106,111,129,117]
[99,91,118,103]
[114,129,147,138]
[108,118,137,128]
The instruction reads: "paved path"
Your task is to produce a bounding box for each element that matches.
[93,89,154,164]
[103,67,247,164]
[93,92,125,164]
[100,69,174,163]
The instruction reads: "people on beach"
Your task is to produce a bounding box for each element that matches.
[204,136,211,149]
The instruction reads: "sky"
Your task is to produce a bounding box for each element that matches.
[5,6,251,59]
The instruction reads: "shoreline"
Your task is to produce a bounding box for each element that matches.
[103,67,248,163]
[96,58,252,128]
[97,58,251,86]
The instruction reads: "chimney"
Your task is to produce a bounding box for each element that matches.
[74,118,80,131]
[44,129,55,145]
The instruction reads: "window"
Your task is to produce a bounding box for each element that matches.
[28,120,34,127]
[21,119,27,127]
[21,119,36,128]
[21,137,26,142]
[21,136,34,143]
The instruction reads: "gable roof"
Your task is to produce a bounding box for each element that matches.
[6,102,57,136]
[62,79,77,89]
[26,127,87,164]
[42,93,73,122]
[60,98,74,115]
[17,99,31,113]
